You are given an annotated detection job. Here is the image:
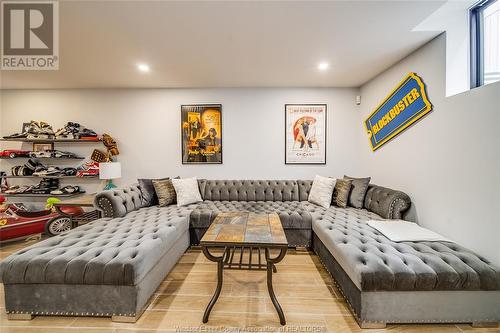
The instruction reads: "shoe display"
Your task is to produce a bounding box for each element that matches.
[1,121,108,198]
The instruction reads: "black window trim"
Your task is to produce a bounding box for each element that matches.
[470,0,498,88]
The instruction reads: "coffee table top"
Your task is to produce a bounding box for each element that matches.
[200,212,288,247]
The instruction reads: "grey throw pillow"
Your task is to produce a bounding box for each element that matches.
[343,175,371,209]
[153,179,177,206]
[138,178,169,206]
[332,179,352,208]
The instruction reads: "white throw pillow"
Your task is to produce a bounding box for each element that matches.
[308,175,336,209]
[171,177,202,206]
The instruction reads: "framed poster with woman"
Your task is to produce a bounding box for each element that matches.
[181,104,222,164]
[285,104,327,164]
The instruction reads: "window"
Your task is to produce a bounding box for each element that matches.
[470,0,500,87]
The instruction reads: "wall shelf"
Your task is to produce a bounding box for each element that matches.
[0,175,98,179]
[0,191,86,198]
[0,156,84,160]
[1,138,101,143]
[1,133,103,202]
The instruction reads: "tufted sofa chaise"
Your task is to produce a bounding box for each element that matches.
[1,179,499,328]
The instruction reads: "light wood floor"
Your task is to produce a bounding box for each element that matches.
[0,239,498,333]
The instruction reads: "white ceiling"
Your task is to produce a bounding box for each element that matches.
[0,0,447,89]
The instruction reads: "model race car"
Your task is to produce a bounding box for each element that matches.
[29,150,54,158]
[0,150,31,158]
[28,150,82,159]
[0,201,84,241]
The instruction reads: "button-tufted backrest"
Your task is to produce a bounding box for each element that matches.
[199,180,300,201]
[297,180,313,201]
[95,184,145,218]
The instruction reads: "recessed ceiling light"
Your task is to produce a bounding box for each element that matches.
[137,63,150,73]
[318,62,329,71]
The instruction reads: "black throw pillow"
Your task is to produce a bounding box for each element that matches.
[138,178,169,206]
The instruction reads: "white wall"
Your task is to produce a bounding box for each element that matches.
[414,0,476,96]
[358,34,500,265]
[0,87,362,194]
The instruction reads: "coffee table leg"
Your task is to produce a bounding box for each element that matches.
[265,247,287,325]
[202,246,228,323]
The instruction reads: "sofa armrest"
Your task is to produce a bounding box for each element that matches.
[363,184,411,220]
[94,184,145,218]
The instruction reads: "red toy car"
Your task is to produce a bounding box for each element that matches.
[0,202,84,242]
[0,150,31,158]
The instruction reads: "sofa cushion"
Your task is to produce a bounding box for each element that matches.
[138,178,169,206]
[0,205,195,286]
[173,177,203,206]
[311,205,500,291]
[190,201,312,229]
[332,178,352,208]
[344,176,371,209]
[153,178,177,206]
[199,180,300,201]
[308,175,336,209]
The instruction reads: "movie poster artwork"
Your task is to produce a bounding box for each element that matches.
[285,104,327,164]
[181,104,222,164]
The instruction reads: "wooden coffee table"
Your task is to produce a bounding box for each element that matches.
[200,212,288,325]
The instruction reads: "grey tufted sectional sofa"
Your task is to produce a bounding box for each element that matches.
[1,179,499,327]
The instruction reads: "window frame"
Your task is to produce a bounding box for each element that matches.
[470,0,498,88]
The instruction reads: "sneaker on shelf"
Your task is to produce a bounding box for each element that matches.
[61,167,77,176]
[51,185,80,195]
[25,158,42,171]
[3,120,37,139]
[3,132,28,139]
[53,150,81,159]
[0,172,8,192]
[15,185,34,194]
[79,128,98,139]
[39,122,55,136]
[56,122,82,139]
[76,160,99,177]
[4,186,20,194]
[26,120,55,140]
[33,166,61,177]
[32,178,58,194]
[5,185,33,194]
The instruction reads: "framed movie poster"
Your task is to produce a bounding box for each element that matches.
[285,104,327,164]
[181,104,222,164]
